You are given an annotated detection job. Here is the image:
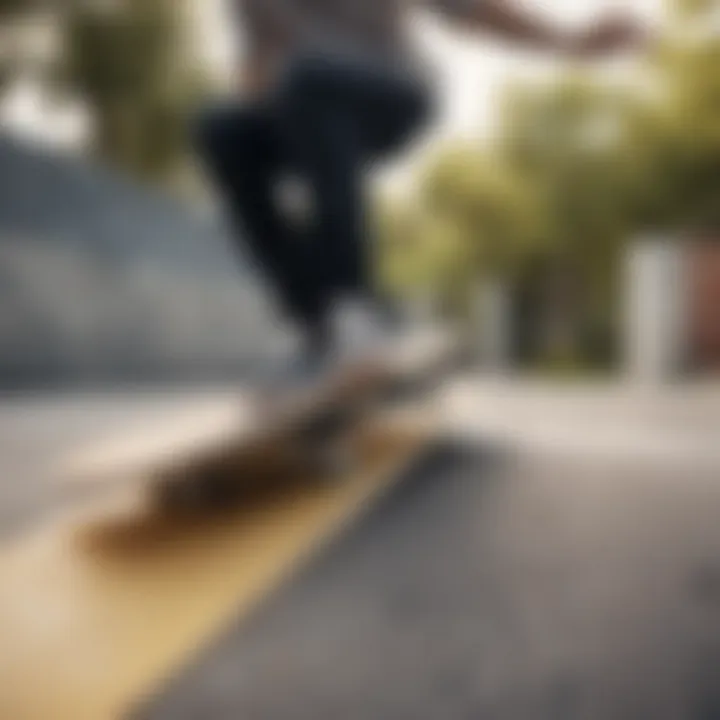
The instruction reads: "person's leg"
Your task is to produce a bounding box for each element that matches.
[272,52,432,310]
[192,102,325,334]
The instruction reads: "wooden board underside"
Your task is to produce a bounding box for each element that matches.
[61,400,439,509]
[148,409,437,501]
[60,363,389,490]
[59,328,461,493]
[1,425,435,720]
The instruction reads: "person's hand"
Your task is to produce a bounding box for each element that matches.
[566,13,650,59]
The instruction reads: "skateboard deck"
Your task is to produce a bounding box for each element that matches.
[60,328,461,511]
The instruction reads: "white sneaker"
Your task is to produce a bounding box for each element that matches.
[332,298,459,374]
[332,298,398,366]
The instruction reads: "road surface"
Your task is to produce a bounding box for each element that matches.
[0,382,718,719]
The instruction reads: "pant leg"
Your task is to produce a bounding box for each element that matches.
[273,68,365,304]
[192,102,323,325]
[272,51,432,306]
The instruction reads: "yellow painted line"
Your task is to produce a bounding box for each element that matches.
[0,429,430,720]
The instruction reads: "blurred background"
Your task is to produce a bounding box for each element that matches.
[3,3,720,719]
[2,0,718,390]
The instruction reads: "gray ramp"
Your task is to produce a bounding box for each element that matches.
[134,445,720,720]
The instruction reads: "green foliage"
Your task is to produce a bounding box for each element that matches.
[0,0,31,16]
[60,0,207,181]
[374,193,475,311]
[379,1,720,365]
[0,0,40,93]
[671,0,716,20]
[420,141,548,279]
[0,0,208,184]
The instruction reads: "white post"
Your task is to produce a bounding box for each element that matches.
[624,238,686,383]
[475,279,512,374]
[406,292,436,326]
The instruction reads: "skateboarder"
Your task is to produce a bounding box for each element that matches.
[194,0,645,381]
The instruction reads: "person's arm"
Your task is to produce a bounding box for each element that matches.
[428,0,645,57]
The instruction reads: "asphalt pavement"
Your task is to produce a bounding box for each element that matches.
[134,442,720,720]
[0,387,239,537]
[1,382,719,720]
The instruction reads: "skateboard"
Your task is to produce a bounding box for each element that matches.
[60,328,461,512]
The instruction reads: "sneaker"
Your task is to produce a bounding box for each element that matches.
[334,297,461,384]
[252,314,334,404]
[332,297,400,366]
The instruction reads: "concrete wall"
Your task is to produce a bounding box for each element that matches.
[473,280,512,373]
[0,135,289,388]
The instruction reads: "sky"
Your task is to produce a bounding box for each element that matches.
[0,0,664,187]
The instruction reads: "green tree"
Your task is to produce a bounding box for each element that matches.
[378,0,720,368]
[616,0,720,232]
[495,77,640,363]
[0,0,208,185]
[0,0,41,91]
[374,193,473,313]
[421,141,547,282]
[60,0,207,182]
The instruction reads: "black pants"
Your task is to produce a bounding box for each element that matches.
[193,50,432,329]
